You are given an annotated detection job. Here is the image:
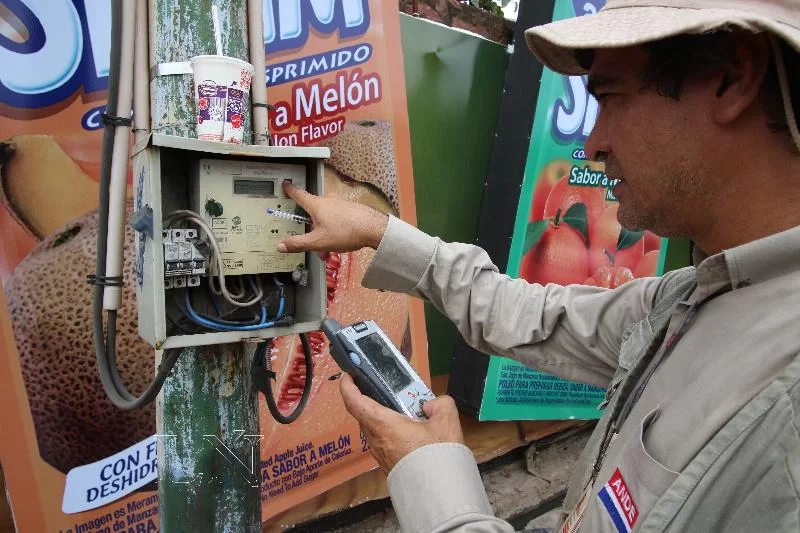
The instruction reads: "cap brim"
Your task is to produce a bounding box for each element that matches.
[525,6,800,75]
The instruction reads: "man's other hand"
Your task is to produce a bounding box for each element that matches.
[339,373,465,473]
[277,181,389,254]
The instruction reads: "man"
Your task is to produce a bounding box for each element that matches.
[278,1,800,531]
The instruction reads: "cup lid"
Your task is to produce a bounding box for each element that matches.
[190,55,255,73]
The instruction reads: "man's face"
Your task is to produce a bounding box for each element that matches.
[584,46,717,236]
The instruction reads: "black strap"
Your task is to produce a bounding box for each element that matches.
[589,272,698,485]
[87,274,123,287]
[250,343,276,398]
[101,113,133,127]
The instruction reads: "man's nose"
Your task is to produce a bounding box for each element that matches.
[584,113,610,163]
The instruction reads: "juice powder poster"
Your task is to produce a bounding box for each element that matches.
[0,0,427,530]
[479,0,666,421]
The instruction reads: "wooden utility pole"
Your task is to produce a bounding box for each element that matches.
[150,1,261,530]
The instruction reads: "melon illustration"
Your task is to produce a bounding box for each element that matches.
[315,119,399,214]
[0,135,100,239]
[4,202,154,473]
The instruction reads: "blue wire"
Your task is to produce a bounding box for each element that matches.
[184,289,284,331]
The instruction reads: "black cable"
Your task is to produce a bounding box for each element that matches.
[166,312,200,336]
[256,334,312,424]
[174,288,264,329]
[92,0,180,409]
[92,0,125,403]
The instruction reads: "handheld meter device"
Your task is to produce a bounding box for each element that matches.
[322,318,435,419]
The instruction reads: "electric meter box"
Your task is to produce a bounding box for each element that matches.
[191,158,307,276]
[131,134,329,350]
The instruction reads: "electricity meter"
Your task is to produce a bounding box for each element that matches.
[191,158,307,276]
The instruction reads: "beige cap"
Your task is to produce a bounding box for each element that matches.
[525,0,800,75]
[525,0,800,149]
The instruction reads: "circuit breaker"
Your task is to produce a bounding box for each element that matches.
[162,228,206,289]
[191,158,306,276]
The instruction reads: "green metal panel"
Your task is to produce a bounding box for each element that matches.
[401,14,509,376]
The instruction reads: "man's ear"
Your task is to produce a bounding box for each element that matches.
[713,34,771,125]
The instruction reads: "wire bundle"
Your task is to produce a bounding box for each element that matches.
[184,276,286,331]
[93,4,310,418]
[164,210,292,332]
[164,210,263,307]
[93,0,179,410]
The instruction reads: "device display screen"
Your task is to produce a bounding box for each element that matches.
[355,332,413,392]
[233,179,275,196]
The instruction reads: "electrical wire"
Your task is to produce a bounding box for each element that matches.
[182,276,286,331]
[164,210,263,307]
[93,0,181,410]
[169,289,264,336]
[166,307,202,335]
[208,275,259,316]
[176,290,264,326]
[255,335,312,424]
[185,292,263,331]
[209,289,223,317]
[183,290,284,331]
[210,272,246,299]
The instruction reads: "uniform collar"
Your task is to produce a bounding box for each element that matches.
[690,225,800,303]
[724,224,800,289]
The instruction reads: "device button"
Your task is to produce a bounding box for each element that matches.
[414,398,428,418]
[348,351,362,366]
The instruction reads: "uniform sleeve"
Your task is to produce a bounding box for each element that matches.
[363,216,667,387]
[387,443,515,533]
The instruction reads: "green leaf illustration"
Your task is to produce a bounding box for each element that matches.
[523,220,550,255]
[562,203,589,245]
[617,228,644,251]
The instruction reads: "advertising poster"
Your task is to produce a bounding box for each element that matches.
[0,0,426,530]
[258,0,424,522]
[479,0,667,421]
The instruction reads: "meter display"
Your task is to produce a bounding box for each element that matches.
[192,158,307,275]
[233,179,275,196]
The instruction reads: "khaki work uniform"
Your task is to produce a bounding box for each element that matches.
[363,216,800,533]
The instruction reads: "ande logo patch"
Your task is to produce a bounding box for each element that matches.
[598,468,639,533]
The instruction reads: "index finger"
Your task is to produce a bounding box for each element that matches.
[283,180,317,210]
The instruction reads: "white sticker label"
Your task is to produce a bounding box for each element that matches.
[62,435,157,514]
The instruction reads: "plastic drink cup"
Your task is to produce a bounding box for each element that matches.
[190,55,255,144]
